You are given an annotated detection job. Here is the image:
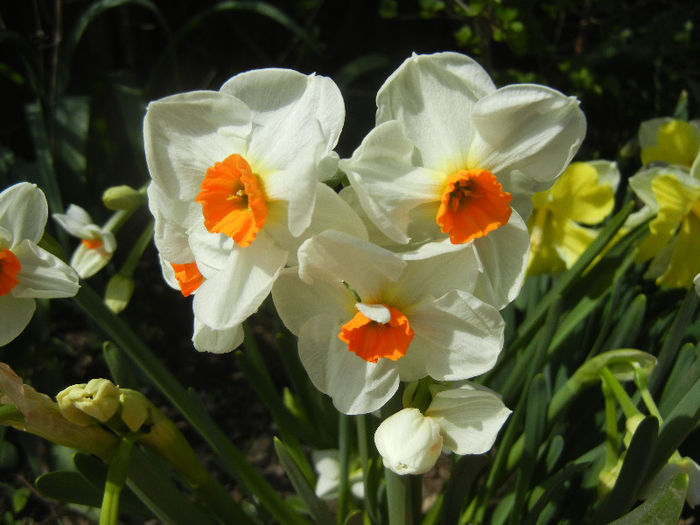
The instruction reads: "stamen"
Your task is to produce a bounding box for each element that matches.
[436,169,512,244]
[196,154,267,247]
[82,238,104,250]
[0,249,21,296]
[338,304,414,363]
[171,261,204,297]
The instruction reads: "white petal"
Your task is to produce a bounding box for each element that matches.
[404,290,504,381]
[468,85,586,190]
[296,231,405,303]
[147,183,199,265]
[272,267,355,335]
[53,204,93,238]
[342,120,444,244]
[11,240,80,299]
[471,210,530,309]
[425,383,511,454]
[312,450,341,500]
[264,182,368,263]
[0,182,48,246]
[0,295,35,346]
[192,232,287,329]
[376,52,495,169]
[144,90,252,201]
[221,69,344,168]
[356,303,391,323]
[70,244,111,278]
[374,408,443,475]
[298,314,399,414]
[589,160,621,193]
[388,241,481,306]
[192,320,244,354]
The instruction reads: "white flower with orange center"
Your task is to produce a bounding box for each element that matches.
[0,182,80,346]
[271,230,504,414]
[340,52,586,307]
[53,204,117,278]
[144,69,366,352]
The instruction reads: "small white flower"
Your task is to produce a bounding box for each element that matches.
[641,456,700,508]
[374,383,511,475]
[53,204,116,278]
[312,450,364,500]
[0,183,79,346]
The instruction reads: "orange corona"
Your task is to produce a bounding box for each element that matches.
[339,305,414,363]
[81,238,104,250]
[171,261,204,297]
[436,168,512,244]
[0,249,21,296]
[196,154,267,247]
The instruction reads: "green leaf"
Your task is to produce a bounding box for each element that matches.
[524,462,588,525]
[273,437,334,525]
[609,472,688,525]
[592,416,659,523]
[650,374,700,476]
[658,342,700,416]
[441,455,487,525]
[103,341,141,389]
[11,487,30,514]
[36,471,103,508]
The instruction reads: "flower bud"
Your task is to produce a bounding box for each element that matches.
[119,389,150,432]
[374,408,443,475]
[105,274,135,313]
[56,379,120,424]
[102,185,144,211]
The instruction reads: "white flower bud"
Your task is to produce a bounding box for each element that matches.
[374,408,443,475]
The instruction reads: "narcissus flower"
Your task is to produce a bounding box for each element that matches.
[271,230,504,414]
[629,157,700,289]
[374,383,511,475]
[144,69,366,352]
[53,204,117,278]
[341,52,586,306]
[527,161,620,275]
[0,183,79,346]
[639,118,700,168]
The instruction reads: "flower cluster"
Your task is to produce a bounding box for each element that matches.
[143,52,586,473]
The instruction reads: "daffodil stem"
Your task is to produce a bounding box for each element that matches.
[100,434,136,525]
[119,220,154,277]
[385,469,416,525]
[356,414,379,523]
[601,380,619,470]
[337,413,351,525]
[600,367,639,419]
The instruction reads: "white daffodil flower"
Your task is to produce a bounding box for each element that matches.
[271,230,504,414]
[53,204,117,278]
[374,383,511,475]
[341,52,586,308]
[144,69,366,352]
[641,456,700,508]
[312,449,364,500]
[0,182,80,346]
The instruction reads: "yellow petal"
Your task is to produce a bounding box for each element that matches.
[657,211,700,289]
[555,221,597,268]
[527,210,566,275]
[641,120,700,167]
[550,162,615,225]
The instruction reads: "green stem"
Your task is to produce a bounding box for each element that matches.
[355,414,378,524]
[337,413,351,525]
[601,380,619,470]
[385,469,415,525]
[100,434,136,525]
[72,284,307,525]
[600,367,640,419]
[119,220,154,277]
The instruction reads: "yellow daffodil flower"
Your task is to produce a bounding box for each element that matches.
[639,118,700,168]
[527,161,619,275]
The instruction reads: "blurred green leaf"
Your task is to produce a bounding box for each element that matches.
[274,437,333,525]
[609,472,687,525]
